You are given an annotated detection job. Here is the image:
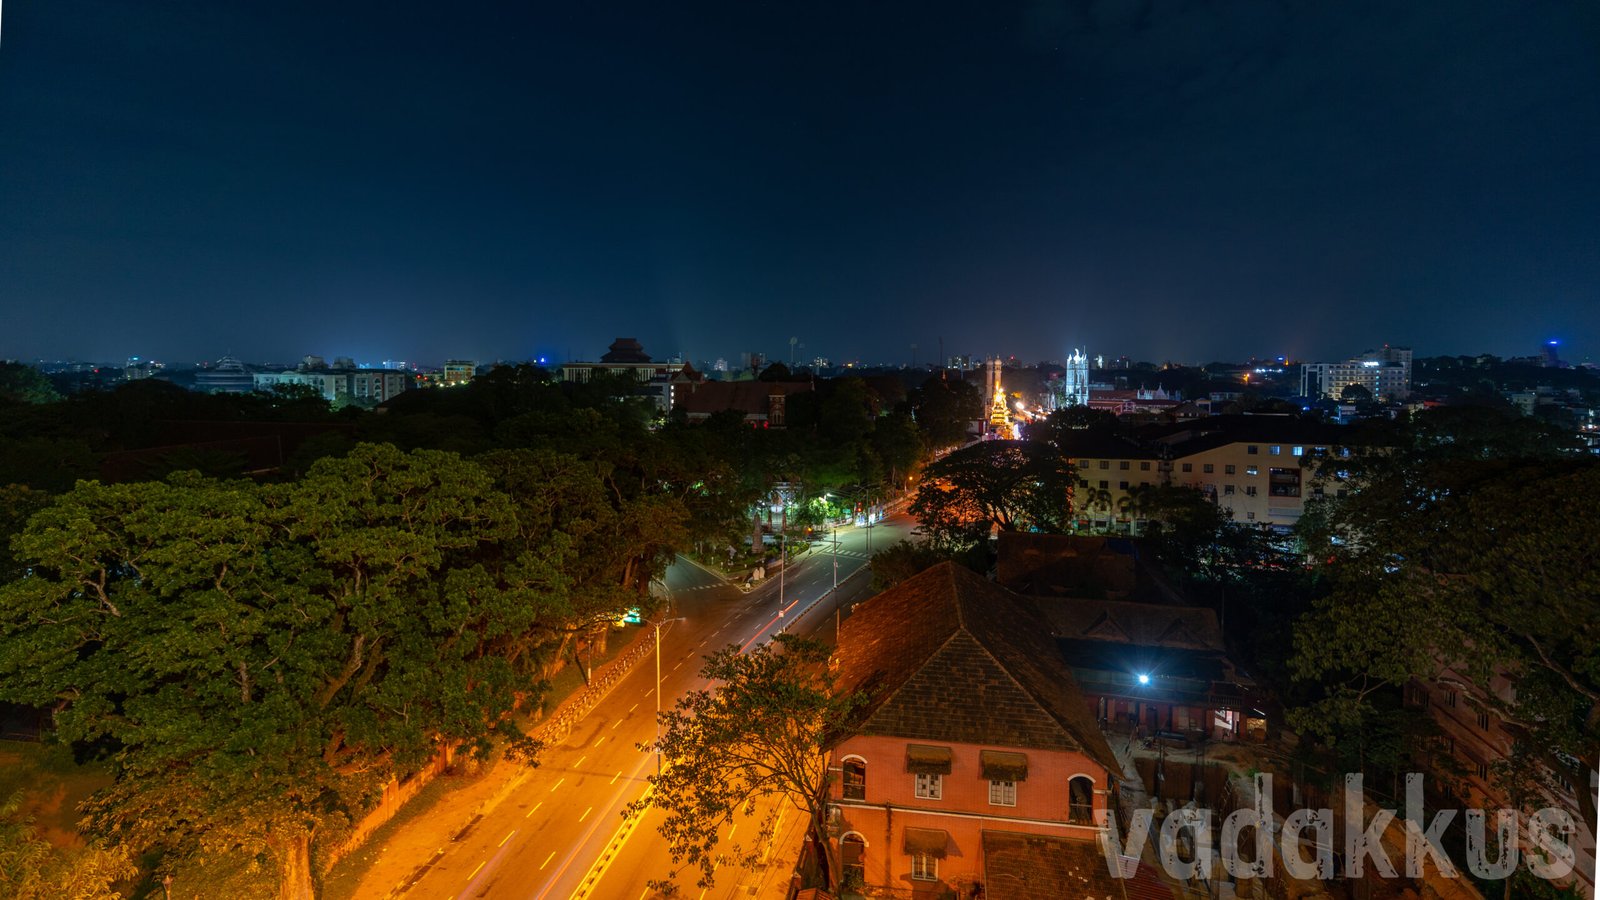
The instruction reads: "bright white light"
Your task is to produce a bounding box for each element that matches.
[1137,673,1150,685]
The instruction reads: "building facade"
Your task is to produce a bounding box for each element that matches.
[1300,346,1413,401]
[1408,670,1597,898]
[441,359,477,386]
[558,337,686,383]
[252,368,410,404]
[1066,415,1350,530]
[826,563,1125,898]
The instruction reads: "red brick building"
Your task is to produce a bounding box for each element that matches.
[1409,667,1597,897]
[825,562,1130,898]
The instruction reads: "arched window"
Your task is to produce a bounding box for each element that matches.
[1068,775,1095,824]
[841,832,867,886]
[842,756,867,800]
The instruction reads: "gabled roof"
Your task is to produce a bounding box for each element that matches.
[832,562,1119,773]
[673,380,813,417]
[1036,598,1224,652]
[995,533,1185,604]
[1083,610,1132,643]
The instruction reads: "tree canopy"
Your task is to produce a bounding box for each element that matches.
[909,440,1075,548]
[632,635,861,891]
[1289,409,1597,821]
[0,444,679,899]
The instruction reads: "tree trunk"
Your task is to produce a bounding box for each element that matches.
[811,805,839,892]
[278,832,315,900]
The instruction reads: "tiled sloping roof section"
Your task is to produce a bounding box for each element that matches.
[981,831,1126,900]
[673,380,812,416]
[994,533,1140,597]
[1037,598,1225,651]
[832,562,1120,773]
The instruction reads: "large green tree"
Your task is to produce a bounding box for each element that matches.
[1290,425,1598,825]
[910,439,1075,547]
[0,363,61,405]
[907,376,981,450]
[0,445,584,899]
[633,635,861,892]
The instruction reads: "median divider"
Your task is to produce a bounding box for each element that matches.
[571,783,654,900]
[533,632,657,747]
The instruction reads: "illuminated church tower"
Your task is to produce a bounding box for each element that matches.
[1060,348,1090,408]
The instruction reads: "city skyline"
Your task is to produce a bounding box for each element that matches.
[1,2,1597,364]
[12,335,1591,373]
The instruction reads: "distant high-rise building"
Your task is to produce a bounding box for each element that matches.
[713,358,728,373]
[1300,345,1412,401]
[124,356,163,381]
[1541,340,1564,368]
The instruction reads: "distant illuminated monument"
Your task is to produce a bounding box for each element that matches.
[986,357,1016,439]
[1060,349,1090,408]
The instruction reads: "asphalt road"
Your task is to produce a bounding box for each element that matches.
[399,512,915,900]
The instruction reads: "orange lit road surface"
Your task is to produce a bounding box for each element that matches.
[395,512,914,900]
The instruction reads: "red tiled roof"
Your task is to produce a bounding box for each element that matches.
[982,830,1132,900]
[673,380,813,417]
[832,563,1120,772]
[1037,599,1224,652]
[995,533,1186,604]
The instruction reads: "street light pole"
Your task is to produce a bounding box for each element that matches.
[653,615,686,776]
[777,529,786,618]
[865,493,873,555]
[655,621,661,774]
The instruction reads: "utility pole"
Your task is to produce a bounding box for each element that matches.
[778,494,787,618]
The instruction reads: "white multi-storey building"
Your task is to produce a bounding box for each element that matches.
[1300,345,1413,401]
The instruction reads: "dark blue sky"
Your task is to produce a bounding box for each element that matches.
[2,1,1597,366]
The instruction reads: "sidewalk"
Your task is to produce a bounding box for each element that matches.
[733,801,812,899]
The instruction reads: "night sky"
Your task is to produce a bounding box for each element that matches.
[2,1,1597,367]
